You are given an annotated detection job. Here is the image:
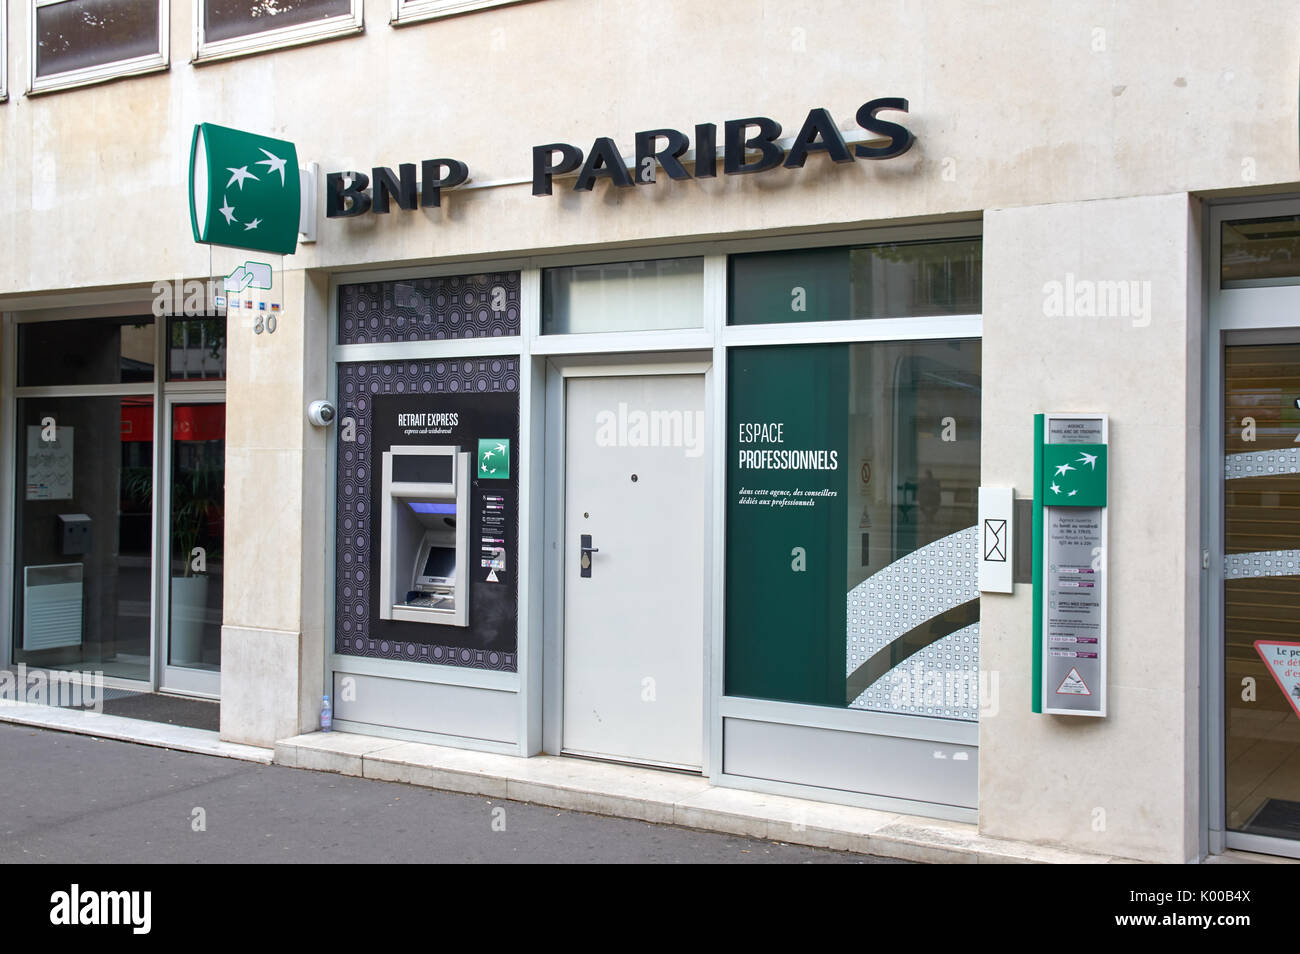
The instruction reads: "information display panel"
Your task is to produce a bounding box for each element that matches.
[1033,413,1108,716]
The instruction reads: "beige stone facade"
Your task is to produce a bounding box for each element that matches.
[4,0,1300,864]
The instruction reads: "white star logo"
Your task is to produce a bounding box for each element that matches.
[1050,482,1062,495]
[226,166,259,190]
[1077,452,1098,469]
[256,148,288,186]
[1068,489,1078,497]
[244,218,262,231]
[1055,462,1075,476]
[218,197,237,225]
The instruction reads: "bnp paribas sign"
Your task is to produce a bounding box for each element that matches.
[189,123,301,256]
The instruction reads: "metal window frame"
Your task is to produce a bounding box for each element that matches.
[1205,195,1300,861]
[389,0,529,29]
[28,0,169,96]
[193,0,362,65]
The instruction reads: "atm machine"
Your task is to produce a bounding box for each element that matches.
[379,445,470,627]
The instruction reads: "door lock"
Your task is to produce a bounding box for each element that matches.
[580,534,599,578]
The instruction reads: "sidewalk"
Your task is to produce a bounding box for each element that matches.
[0,698,1131,864]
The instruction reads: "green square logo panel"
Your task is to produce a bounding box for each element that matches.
[478,439,510,479]
[189,123,300,255]
[1042,443,1107,507]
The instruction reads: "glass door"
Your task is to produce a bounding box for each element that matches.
[159,397,226,696]
[1222,340,1300,856]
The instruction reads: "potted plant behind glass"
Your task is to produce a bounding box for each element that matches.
[169,453,222,667]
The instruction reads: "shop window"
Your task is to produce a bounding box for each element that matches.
[725,338,982,720]
[168,403,226,670]
[729,238,982,325]
[167,317,227,381]
[13,396,155,681]
[541,257,704,335]
[30,0,167,94]
[1221,215,1300,288]
[391,0,530,28]
[18,316,155,387]
[197,0,360,62]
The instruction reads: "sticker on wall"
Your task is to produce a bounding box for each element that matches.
[25,425,74,501]
[1254,640,1300,721]
[478,439,510,479]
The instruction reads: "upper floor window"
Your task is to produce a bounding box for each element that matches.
[30,0,168,94]
[196,0,362,62]
[391,0,528,28]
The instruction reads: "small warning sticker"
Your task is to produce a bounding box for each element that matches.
[1254,640,1300,722]
[1056,667,1092,696]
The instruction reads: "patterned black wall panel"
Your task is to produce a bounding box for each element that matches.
[336,358,520,671]
[338,273,521,344]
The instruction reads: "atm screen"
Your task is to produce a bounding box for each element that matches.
[422,546,457,581]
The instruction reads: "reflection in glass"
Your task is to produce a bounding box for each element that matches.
[204,0,351,42]
[1222,216,1300,288]
[167,317,227,381]
[1223,344,1300,842]
[13,397,154,681]
[729,238,982,324]
[18,316,155,387]
[168,405,226,670]
[36,0,159,77]
[542,258,704,334]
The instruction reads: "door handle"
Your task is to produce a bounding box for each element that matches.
[580,534,599,578]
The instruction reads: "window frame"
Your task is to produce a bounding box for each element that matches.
[193,0,362,64]
[27,0,169,96]
[390,0,527,29]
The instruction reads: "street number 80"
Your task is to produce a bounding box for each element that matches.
[254,314,277,335]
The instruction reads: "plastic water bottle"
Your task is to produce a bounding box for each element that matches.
[320,694,333,732]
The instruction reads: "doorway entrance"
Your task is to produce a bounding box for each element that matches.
[1219,339,1300,854]
[1209,202,1300,858]
[553,363,708,771]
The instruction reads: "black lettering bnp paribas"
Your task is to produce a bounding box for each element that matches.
[326,159,470,217]
[531,98,915,196]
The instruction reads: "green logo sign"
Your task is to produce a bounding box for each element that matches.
[1042,443,1107,507]
[189,123,300,256]
[478,439,510,479]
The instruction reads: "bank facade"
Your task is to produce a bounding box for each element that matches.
[2,0,1299,863]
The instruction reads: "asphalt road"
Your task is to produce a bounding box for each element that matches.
[0,723,901,864]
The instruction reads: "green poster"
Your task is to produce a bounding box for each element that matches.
[725,345,849,706]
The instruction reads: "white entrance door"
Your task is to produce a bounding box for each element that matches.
[562,372,706,770]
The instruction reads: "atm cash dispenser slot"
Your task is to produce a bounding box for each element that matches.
[379,445,471,627]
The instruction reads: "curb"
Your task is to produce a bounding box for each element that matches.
[275,730,1123,864]
[0,702,273,764]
